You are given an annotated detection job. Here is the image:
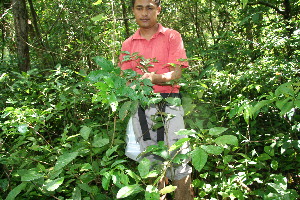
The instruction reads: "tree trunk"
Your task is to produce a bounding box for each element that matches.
[11,0,30,72]
[121,0,130,38]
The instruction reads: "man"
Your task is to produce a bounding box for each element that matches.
[119,0,193,199]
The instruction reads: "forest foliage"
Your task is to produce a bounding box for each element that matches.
[0,0,299,199]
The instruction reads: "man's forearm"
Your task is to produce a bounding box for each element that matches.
[142,65,182,85]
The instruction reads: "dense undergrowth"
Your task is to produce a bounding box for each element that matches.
[0,52,299,199]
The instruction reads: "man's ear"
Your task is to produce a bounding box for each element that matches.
[157,6,162,14]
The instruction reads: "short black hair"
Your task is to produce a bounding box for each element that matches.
[131,0,161,7]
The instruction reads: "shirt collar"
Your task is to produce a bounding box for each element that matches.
[132,24,167,40]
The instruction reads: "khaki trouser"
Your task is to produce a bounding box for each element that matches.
[132,104,192,180]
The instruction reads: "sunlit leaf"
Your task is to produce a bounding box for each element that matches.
[93,0,102,5]
[175,129,197,136]
[117,185,143,198]
[18,169,43,181]
[44,177,64,191]
[17,124,28,134]
[160,185,177,195]
[169,138,190,152]
[91,14,107,21]
[138,158,151,178]
[145,185,160,200]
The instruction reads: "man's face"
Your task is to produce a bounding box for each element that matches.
[133,0,161,29]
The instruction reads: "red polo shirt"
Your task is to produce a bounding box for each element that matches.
[119,24,188,93]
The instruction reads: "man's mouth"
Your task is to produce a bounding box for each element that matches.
[140,19,149,22]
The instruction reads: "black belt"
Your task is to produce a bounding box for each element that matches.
[138,93,181,142]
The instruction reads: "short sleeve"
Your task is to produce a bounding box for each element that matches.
[119,37,133,70]
[167,30,189,68]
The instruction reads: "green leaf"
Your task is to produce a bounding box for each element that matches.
[138,158,151,178]
[93,56,114,71]
[91,14,108,21]
[54,152,78,171]
[145,185,160,200]
[80,126,92,140]
[257,153,271,161]
[44,177,64,191]
[116,185,143,199]
[191,147,208,172]
[215,135,238,146]
[159,185,177,195]
[0,73,7,82]
[106,145,119,158]
[279,101,294,116]
[241,0,248,8]
[271,160,278,170]
[268,174,287,191]
[201,145,223,155]
[264,146,274,156]
[165,97,181,106]
[93,0,102,5]
[102,172,111,191]
[78,183,93,193]
[208,127,228,136]
[92,135,109,147]
[169,138,190,152]
[252,100,274,115]
[17,124,28,134]
[5,182,27,200]
[125,170,142,182]
[175,129,197,136]
[275,82,294,97]
[18,169,44,181]
[72,187,81,200]
[119,101,132,120]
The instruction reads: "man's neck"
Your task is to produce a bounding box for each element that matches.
[139,23,159,40]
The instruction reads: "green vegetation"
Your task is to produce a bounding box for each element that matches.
[0,0,299,199]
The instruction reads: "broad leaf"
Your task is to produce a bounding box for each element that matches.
[101,172,111,191]
[165,97,181,106]
[92,135,109,147]
[169,138,190,152]
[138,158,151,178]
[116,185,143,199]
[5,182,27,200]
[160,185,177,195]
[18,169,43,181]
[209,127,228,136]
[93,56,114,71]
[201,145,223,155]
[145,185,160,200]
[17,124,28,134]
[44,177,64,191]
[54,152,78,171]
[80,126,92,140]
[72,187,81,200]
[175,129,197,136]
[119,101,132,120]
[215,135,238,147]
[191,147,208,172]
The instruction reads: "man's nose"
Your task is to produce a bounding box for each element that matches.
[141,9,148,16]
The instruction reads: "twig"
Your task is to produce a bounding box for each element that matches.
[1,3,14,19]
